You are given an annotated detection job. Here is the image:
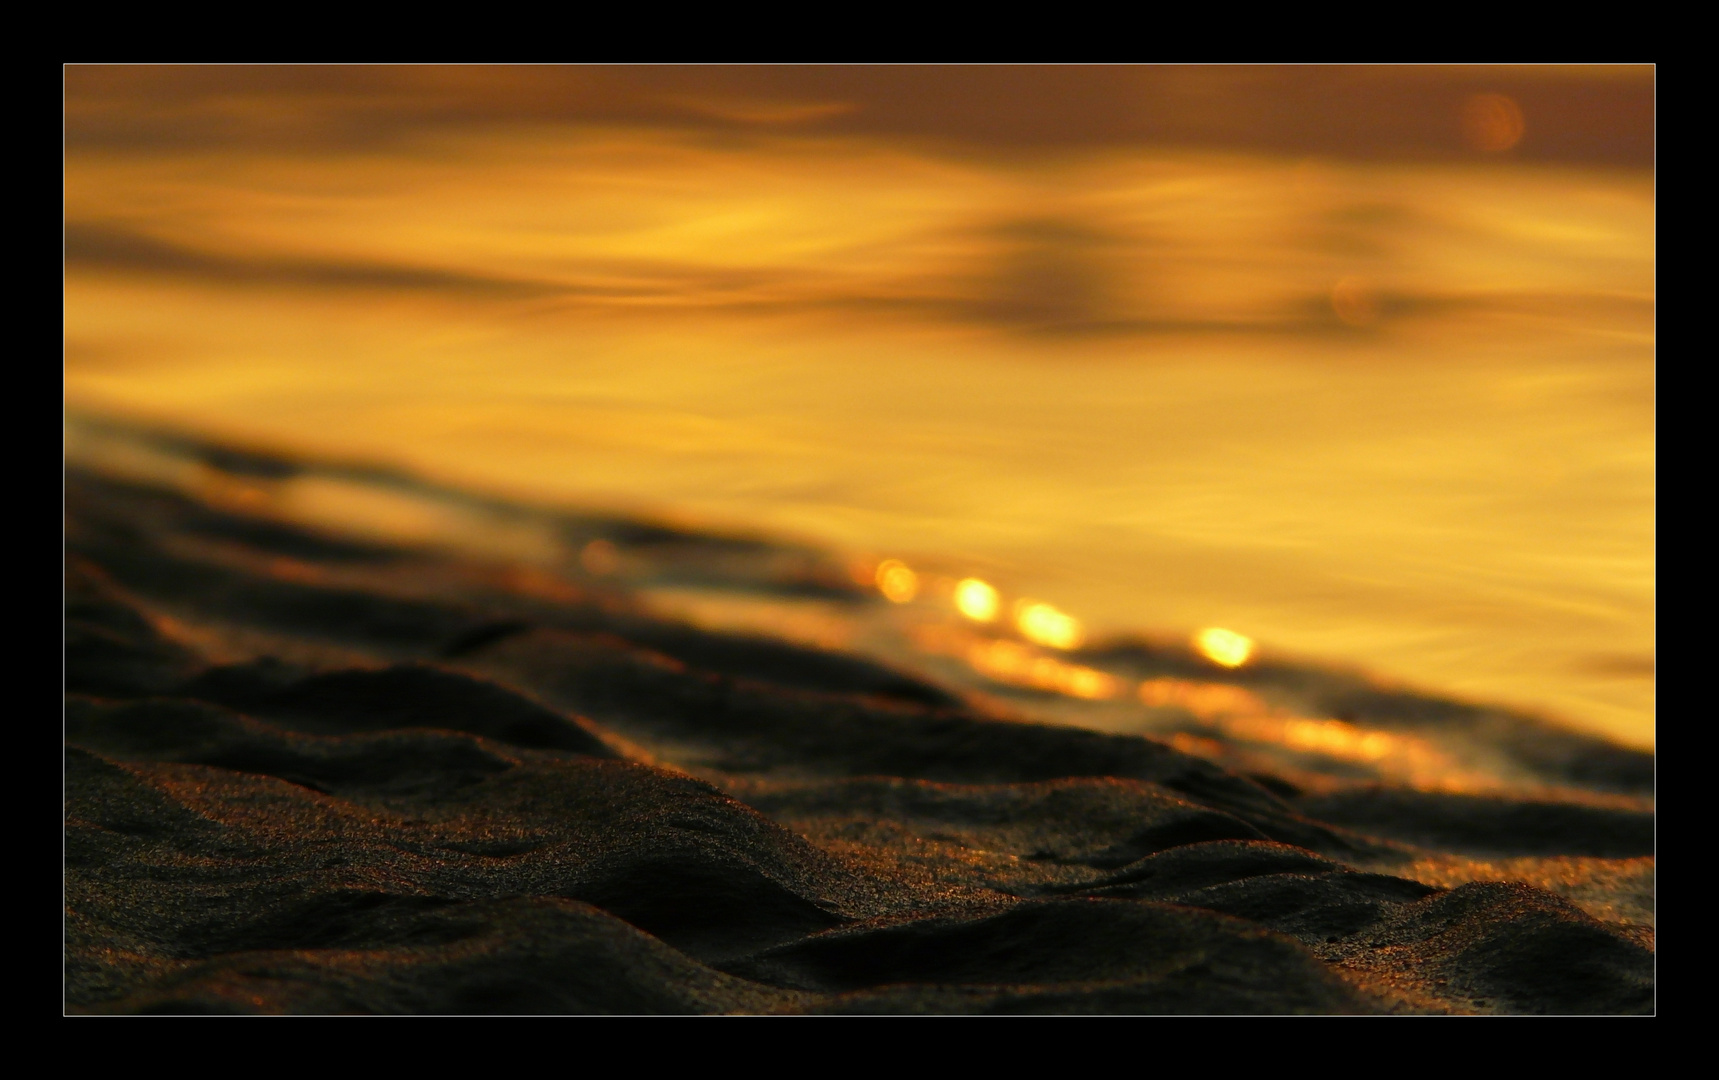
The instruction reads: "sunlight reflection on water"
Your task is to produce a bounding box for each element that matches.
[62,411,1651,800]
[63,79,1653,749]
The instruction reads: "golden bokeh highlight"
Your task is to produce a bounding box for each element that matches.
[907,623,1119,701]
[1195,627,1255,668]
[1462,93,1527,152]
[1136,676,1466,787]
[1216,712,1458,782]
[1016,600,1084,650]
[905,621,1603,789]
[875,559,919,603]
[1271,716,1394,761]
[954,578,1001,622]
[966,639,1122,699]
[1139,677,1269,716]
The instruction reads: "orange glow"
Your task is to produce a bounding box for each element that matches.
[1137,676,1465,785]
[1270,715,1392,760]
[1462,93,1527,152]
[1215,711,1460,780]
[966,639,1123,699]
[875,559,919,603]
[1139,677,1270,718]
[954,578,1001,622]
[1015,600,1083,650]
[906,622,1122,700]
[1194,627,1254,668]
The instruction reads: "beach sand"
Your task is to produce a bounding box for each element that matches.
[64,454,1653,1015]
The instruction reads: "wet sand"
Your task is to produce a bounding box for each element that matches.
[64,460,1653,1015]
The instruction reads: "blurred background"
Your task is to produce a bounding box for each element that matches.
[63,65,1655,750]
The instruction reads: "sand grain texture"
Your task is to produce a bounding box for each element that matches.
[64,467,1654,1014]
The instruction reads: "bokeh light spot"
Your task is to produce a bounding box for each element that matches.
[876,559,919,603]
[1017,600,1084,650]
[954,577,1000,621]
[966,638,1120,698]
[1194,627,1254,667]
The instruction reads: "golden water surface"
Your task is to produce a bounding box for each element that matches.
[63,67,1655,749]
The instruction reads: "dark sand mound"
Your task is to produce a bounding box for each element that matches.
[92,898,809,1015]
[180,662,622,757]
[63,464,1653,1014]
[1327,883,1655,1014]
[1295,787,1653,857]
[726,899,1373,1014]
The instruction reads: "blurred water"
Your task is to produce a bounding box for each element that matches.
[63,80,1654,749]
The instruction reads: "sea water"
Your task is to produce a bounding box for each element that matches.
[64,110,1654,752]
